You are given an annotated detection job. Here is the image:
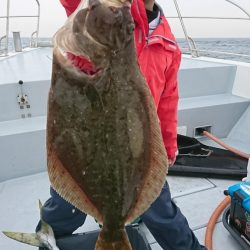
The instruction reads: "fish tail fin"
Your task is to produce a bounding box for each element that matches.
[95,228,132,250]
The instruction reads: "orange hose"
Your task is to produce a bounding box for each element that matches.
[203,131,250,159]
[202,131,249,249]
[205,196,231,250]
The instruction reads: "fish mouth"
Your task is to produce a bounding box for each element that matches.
[58,48,103,77]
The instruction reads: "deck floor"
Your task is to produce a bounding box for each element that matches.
[0,171,245,250]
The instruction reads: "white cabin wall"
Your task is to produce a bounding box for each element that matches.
[232,64,250,99]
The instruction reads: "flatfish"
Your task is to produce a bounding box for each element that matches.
[47,0,168,249]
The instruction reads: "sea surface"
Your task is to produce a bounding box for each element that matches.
[1,37,250,63]
[177,38,250,63]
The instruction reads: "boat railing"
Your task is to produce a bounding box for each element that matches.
[0,0,40,57]
[0,0,249,60]
[171,0,250,59]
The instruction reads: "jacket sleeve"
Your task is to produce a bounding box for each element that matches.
[157,49,181,161]
[60,0,81,16]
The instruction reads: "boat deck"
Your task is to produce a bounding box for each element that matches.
[0,170,245,250]
[1,48,250,250]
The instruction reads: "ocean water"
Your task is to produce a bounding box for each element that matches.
[177,38,250,63]
[1,37,250,63]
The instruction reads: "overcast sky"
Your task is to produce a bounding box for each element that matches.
[0,0,250,38]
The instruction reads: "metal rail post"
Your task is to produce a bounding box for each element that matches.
[5,0,10,56]
[225,0,250,19]
[172,0,199,57]
[0,0,41,55]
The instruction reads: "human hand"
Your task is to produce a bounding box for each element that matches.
[168,156,176,167]
[168,150,178,167]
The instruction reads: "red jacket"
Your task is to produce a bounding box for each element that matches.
[60,0,181,161]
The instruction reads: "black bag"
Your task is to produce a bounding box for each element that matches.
[169,134,248,179]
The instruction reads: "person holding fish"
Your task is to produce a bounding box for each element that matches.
[37,0,207,249]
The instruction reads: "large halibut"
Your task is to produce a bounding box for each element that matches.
[47,0,168,249]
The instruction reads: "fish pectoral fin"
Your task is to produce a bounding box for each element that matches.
[2,231,43,247]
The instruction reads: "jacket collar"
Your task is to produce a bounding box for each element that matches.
[131,0,176,44]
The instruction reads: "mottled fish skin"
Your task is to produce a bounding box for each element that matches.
[47,0,168,248]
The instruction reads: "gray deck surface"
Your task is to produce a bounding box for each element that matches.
[1,49,249,249]
[0,171,245,250]
[0,48,52,85]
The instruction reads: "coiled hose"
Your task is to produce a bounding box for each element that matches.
[203,130,250,250]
